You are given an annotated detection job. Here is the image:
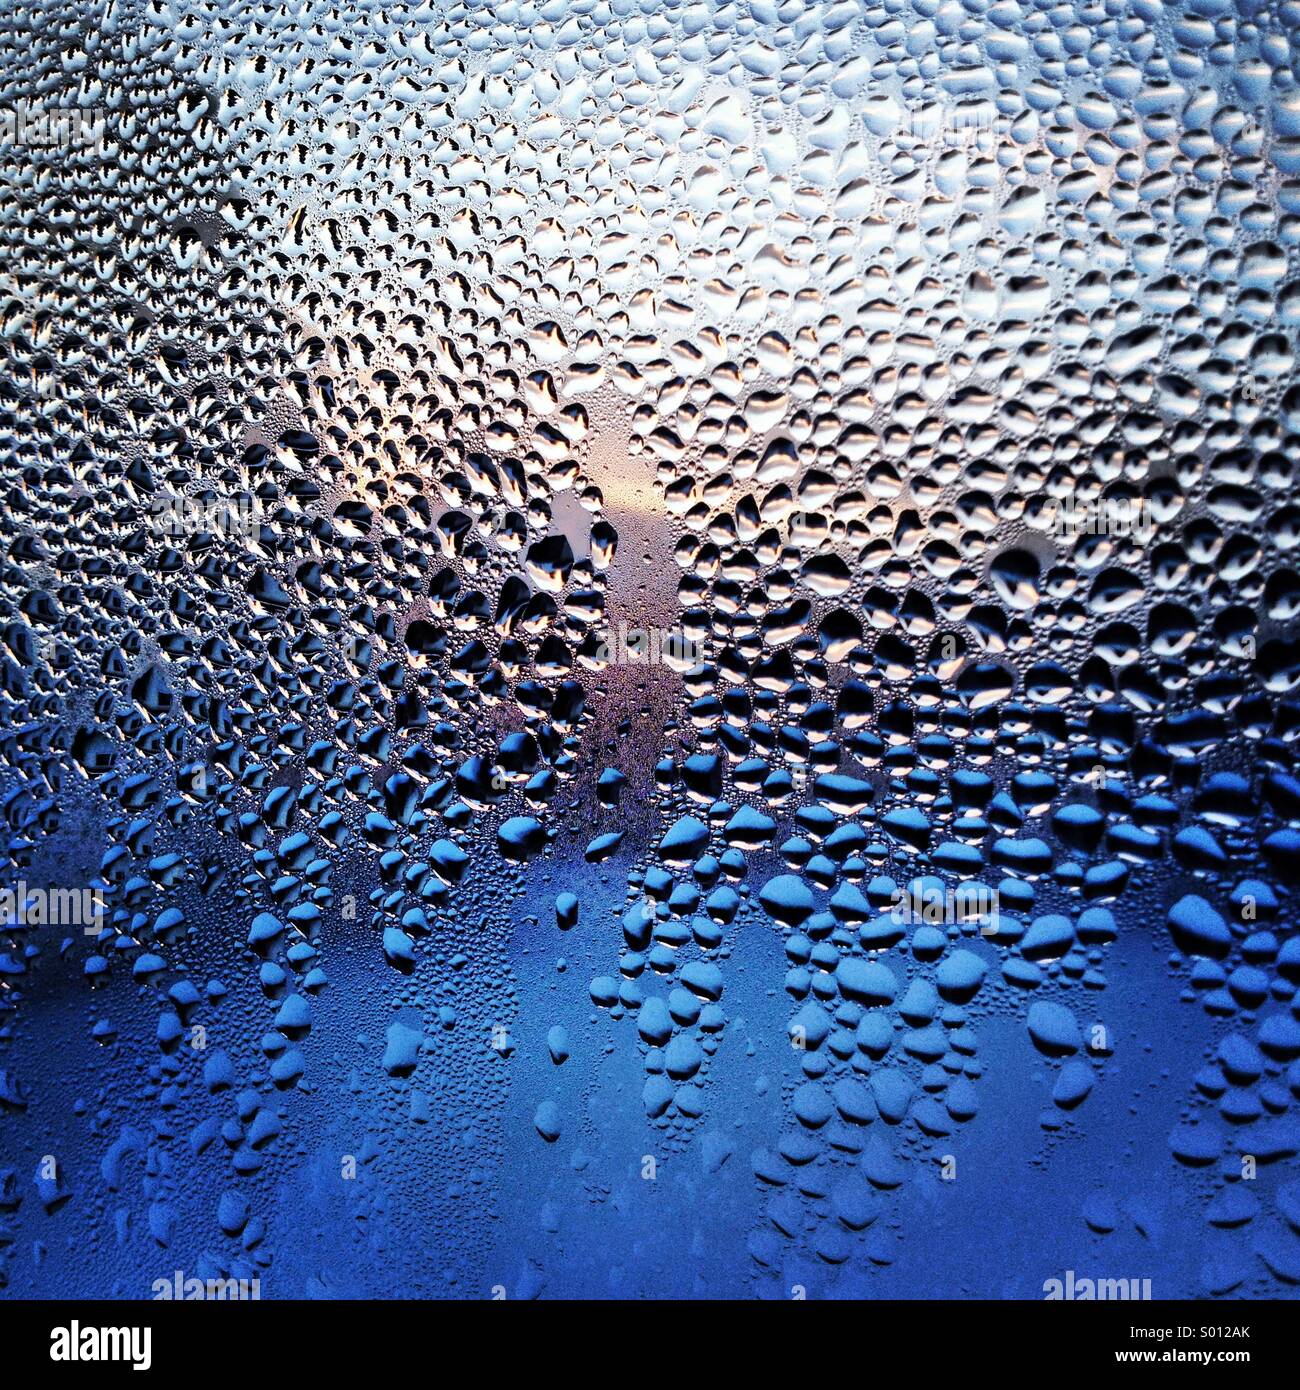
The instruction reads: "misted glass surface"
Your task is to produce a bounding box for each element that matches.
[3,0,1300,1300]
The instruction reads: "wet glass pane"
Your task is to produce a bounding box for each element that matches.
[2,0,1300,1304]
